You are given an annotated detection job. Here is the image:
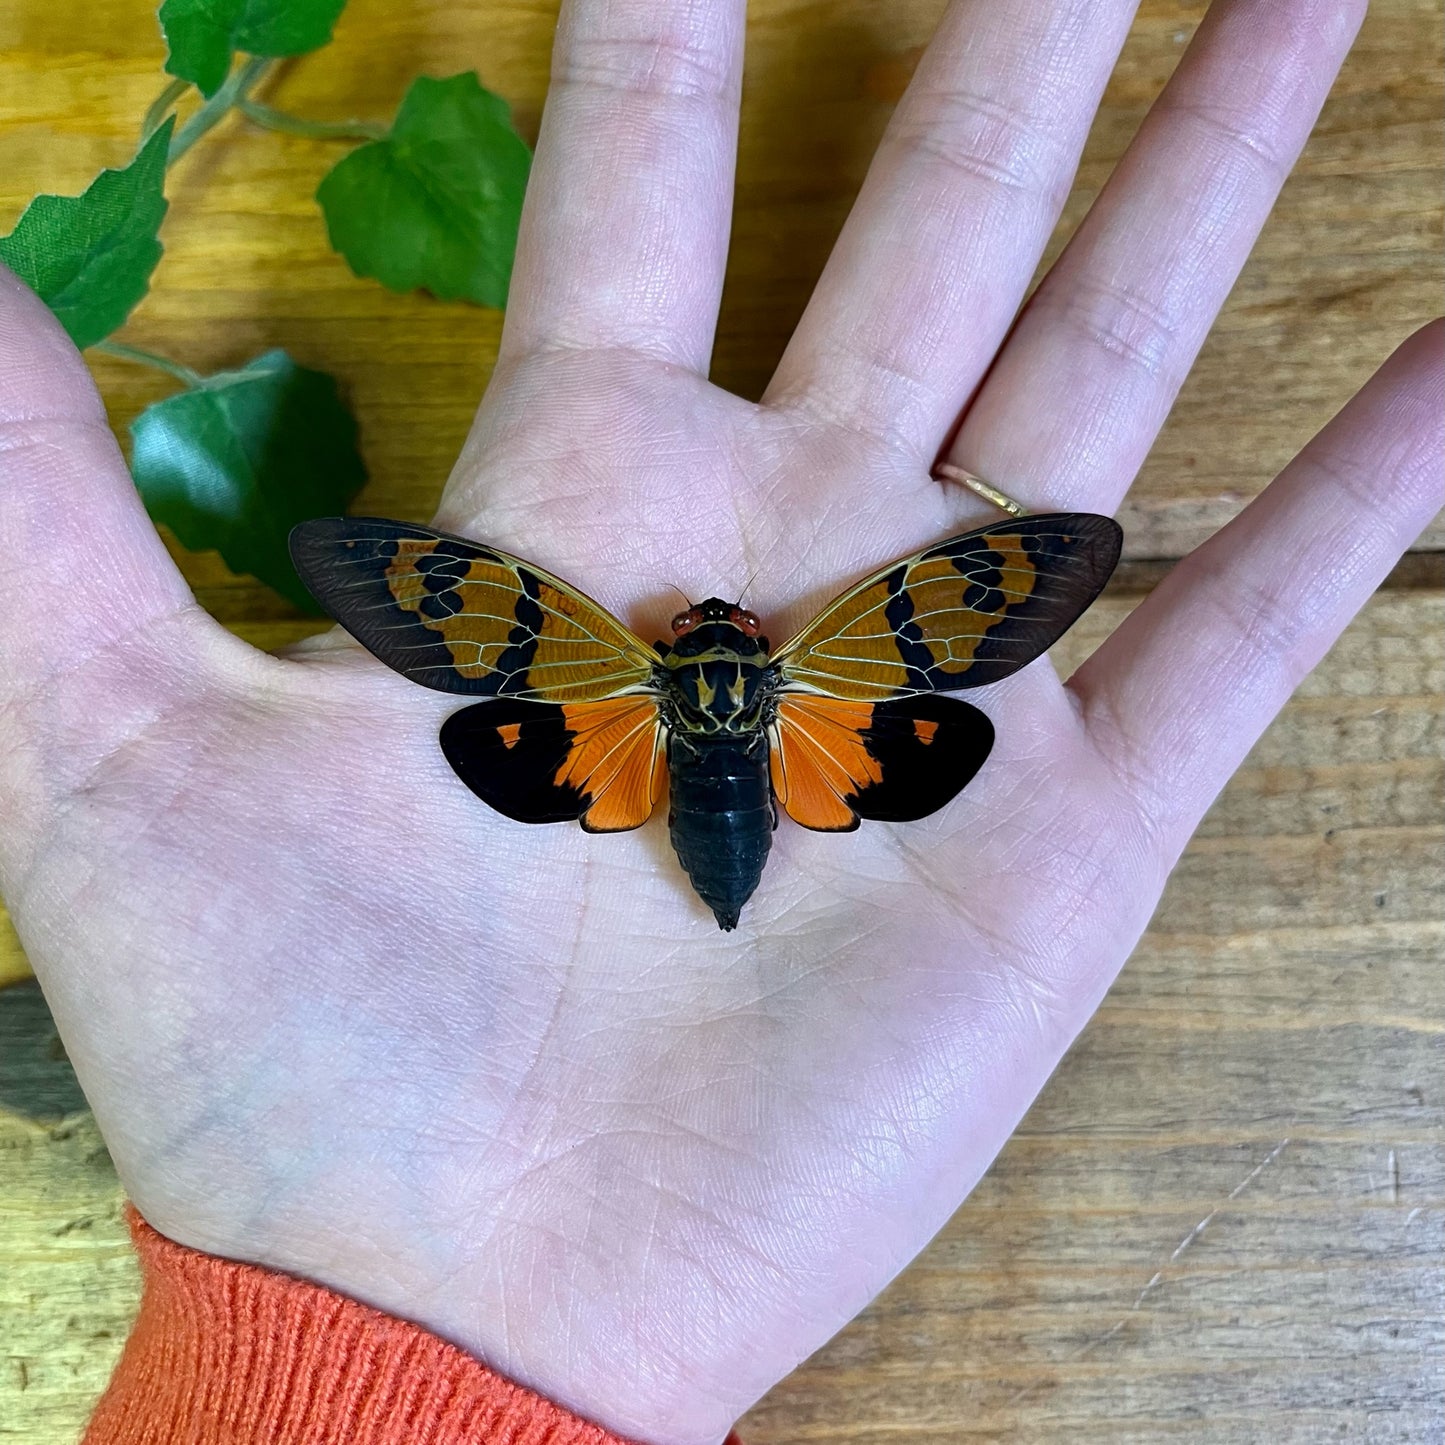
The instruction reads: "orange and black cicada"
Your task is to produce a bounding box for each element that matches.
[290,512,1120,929]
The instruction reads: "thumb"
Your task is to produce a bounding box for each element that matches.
[0,267,231,879]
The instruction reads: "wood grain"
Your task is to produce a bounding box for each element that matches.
[0,0,1439,577]
[3,586,1439,1443]
[738,588,1445,1444]
[0,0,1441,1440]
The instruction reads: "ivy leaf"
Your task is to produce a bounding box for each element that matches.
[316,73,530,307]
[130,350,366,611]
[0,119,173,351]
[160,0,348,97]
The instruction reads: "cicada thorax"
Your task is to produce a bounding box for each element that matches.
[659,600,778,930]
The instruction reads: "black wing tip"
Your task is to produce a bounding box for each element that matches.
[1009,511,1122,598]
[1023,509,1123,558]
[288,515,339,565]
[924,511,1123,583]
[287,516,453,605]
[1067,513,1123,597]
[1075,512,1124,573]
[289,516,426,548]
[287,515,378,573]
[847,693,995,822]
[440,702,591,825]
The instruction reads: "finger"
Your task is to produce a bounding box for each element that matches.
[498,0,744,373]
[0,269,201,684]
[944,0,1365,512]
[1070,321,1445,847]
[764,0,1138,459]
[0,270,219,865]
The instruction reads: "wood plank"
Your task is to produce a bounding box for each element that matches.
[4,587,1437,987]
[735,589,1444,1444]
[0,911,29,989]
[0,0,1438,598]
[1,0,1441,1437]
[2,585,1438,1442]
[0,984,136,1443]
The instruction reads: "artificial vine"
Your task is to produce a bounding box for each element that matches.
[0,0,530,611]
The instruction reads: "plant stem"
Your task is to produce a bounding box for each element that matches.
[238,99,385,143]
[168,56,274,165]
[92,340,205,389]
[140,77,190,141]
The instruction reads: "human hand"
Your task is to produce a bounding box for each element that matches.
[1,0,1440,1440]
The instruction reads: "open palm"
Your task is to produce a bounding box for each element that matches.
[1,1,1440,1442]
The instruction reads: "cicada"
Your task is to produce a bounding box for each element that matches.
[290,513,1120,929]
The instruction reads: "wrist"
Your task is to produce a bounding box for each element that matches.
[89,1210,744,1445]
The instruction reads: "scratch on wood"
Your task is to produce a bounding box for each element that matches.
[1085,1137,1292,1356]
[1003,1136,1296,1409]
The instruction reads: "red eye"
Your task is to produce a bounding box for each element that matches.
[671,609,700,636]
[733,609,762,637]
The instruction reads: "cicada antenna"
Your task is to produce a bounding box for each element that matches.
[736,564,762,607]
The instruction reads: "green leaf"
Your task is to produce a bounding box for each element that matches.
[160,0,348,97]
[316,73,531,307]
[0,120,174,351]
[130,350,366,611]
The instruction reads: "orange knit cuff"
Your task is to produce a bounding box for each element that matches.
[84,1208,743,1445]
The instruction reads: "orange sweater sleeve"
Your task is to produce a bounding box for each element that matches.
[85,1209,744,1445]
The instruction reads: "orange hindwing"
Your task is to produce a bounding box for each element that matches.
[771,693,995,832]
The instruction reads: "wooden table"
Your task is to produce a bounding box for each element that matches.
[2,1,1441,1440]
